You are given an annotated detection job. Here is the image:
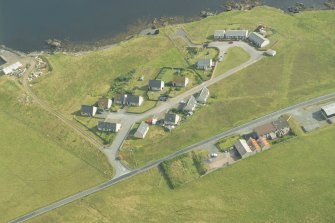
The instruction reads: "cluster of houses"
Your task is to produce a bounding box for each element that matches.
[233,117,291,159]
[214,28,270,48]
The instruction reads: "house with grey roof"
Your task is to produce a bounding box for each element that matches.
[134,122,150,139]
[214,30,226,40]
[114,94,128,105]
[183,96,197,112]
[196,87,210,103]
[97,119,121,132]
[234,139,255,159]
[164,113,180,125]
[224,30,249,40]
[196,59,213,70]
[127,94,144,106]
[148,80,165,91]
[81,105,98,117]
[98,98,112,110]
[248,32,270,48]
[114,94,144,106]
[173,76,189,87]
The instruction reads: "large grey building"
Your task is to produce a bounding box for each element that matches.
[248,32,270,48]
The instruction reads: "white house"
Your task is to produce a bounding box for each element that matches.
[97,119,121,132]
[234,139,255,159]
[248,32,270,48]
[196,87,210,103]
[81,105,98,117]
[148,80,165,91]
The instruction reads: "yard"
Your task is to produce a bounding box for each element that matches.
[120,7,335,168]
[32,124,335,223]
[0,78,112,222]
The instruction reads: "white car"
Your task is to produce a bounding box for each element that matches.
[211,153,218,158]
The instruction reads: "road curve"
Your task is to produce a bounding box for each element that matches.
[9,91,335,223]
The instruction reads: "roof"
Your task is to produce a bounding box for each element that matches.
[225,30,248,37]
[98,98,111,108]
[266,49,277,56]
[127,94,142,104]
[321,103,335,117]
[135,122,149,135]
[248,32,269,46]
[272,117,290,130]
[197,59,212,67]
[165,113,180,123]
[98,119,120,131]
[197,87,210,102]
[173,76,188,85]
[114,94,127,102]
[214,30,225,37]
[254,122,276,136]
[81,105,96,114]
[149,80,164,88]
[3,62,23,74]
[183,96,197,111]
[235,139,253,153]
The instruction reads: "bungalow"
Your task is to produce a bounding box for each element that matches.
[214,30,226,40]
[224,30,249,40]
[97,119,121,132]
[254,117,291,139]
[196,87,210,103]
[114,94,144,106]
[196,59,213,70]
[114,94,128,105]
[127,94,144,107]
[173,76,189,87]
[248,32,270,48]
[98,98,112,110]
[183,96,197,112]
[321,103,335,119]
[164,113,180,125]
[148,80,165,91]
[81,105,98,117]
[234,139,255,159]
[134,121,150,139]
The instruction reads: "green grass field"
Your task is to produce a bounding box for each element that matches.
[31,124,335,223]
[214,46,251,76]
[0,78,112,222]
[121,7,335,168]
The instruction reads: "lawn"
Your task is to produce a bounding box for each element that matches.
[31,124,335,223]
[0,78,112,222]
[214,46,251,77]
[120,7,335,168]
[33,34,188,117]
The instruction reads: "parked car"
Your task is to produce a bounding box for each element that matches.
[211,153,218,158]
[228,41,234,44]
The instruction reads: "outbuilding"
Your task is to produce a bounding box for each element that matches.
[2,62,23,75]
[234,139,255,159]
[266,49,277,56]
[321,103,335,118]
[134,122,150,139]
[248,32,270,48]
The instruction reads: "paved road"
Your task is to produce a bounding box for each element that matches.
[104,41,263,177]
[9,92,335,223]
